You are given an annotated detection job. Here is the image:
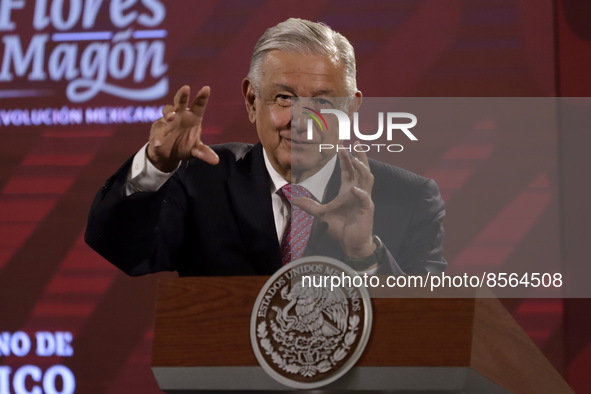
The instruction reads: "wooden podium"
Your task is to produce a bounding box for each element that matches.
[151,277,572,393]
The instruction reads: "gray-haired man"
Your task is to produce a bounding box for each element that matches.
[85,18,446,276]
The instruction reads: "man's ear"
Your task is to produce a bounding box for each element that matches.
[242,78,257,124]
[348,91,363,115]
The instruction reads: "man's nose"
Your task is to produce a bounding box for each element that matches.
[291,113,308,134]
[290,99,308,134]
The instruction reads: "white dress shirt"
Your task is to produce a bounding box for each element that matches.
[262,148,336,241]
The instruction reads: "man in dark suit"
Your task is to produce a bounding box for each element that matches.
[85,18,446,276]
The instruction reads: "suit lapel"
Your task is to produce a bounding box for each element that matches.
[226,143,282,274]
[324,158,341,203]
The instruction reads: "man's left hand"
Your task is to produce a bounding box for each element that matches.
[293,143,376,258]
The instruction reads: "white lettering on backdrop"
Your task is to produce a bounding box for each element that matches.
[0,0,169,103]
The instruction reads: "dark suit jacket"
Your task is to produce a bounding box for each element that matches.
[85,143,445,276]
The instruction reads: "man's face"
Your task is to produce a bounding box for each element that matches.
[242,50,360,182]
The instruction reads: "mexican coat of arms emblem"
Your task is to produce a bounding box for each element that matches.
[251,256,373,389]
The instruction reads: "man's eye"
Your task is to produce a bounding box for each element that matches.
[276,95,292,106]
[312,98,333,108]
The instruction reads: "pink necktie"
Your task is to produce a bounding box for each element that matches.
[279,184,313,265]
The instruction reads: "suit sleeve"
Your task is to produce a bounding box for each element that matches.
[84,157,188,276]
[374,177,446,275]
[396,178,446,274]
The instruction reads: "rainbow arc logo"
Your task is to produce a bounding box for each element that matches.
[303,107,328,132]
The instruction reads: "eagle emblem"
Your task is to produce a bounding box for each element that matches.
[251,257,372,389]
[273,281,349,338]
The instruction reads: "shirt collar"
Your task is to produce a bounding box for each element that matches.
[263,148,337,202]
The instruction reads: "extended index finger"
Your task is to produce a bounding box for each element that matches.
[173,85,190,113]
[190,86,211,118]
[351,142,373,192]
[352,141,370,167]
[338,148,355,182]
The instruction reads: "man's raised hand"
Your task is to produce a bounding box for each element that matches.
[293,144,377,259]
[147,85,220,172]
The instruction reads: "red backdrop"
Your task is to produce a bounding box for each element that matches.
[0,0,588,392]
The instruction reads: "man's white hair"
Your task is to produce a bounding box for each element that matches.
[247,18,357,96]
